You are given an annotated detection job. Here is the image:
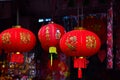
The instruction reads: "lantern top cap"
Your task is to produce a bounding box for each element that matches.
[49,21,54,24]
[12,25,21,28]
[74,27,85,30]
[16,52,20,54]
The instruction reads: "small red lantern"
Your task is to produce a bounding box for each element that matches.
[60,28,101,78]
[10,52,24,64]
[0,25,36,52]
[38,22,66,65]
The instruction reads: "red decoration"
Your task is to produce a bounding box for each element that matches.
[60,29,101,57]
[74,57,87,68]
[78,68,82,78]
[60,28,101,78]
[10,52,24,64]
[83,16,107,44]
[38,22,66,52]
[0,25,36,52]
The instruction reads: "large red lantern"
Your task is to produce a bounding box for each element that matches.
[0,25,36,53]
[60,29,101,57]
[38,22,66,65]
[60,28,101,78]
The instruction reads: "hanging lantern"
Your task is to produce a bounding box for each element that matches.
[0,25,36,53]
[10,52,24,64]
[60,28,101,78]
[60,29,101,56]
[38,22,66,65]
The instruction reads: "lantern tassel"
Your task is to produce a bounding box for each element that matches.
[78,68,82,78]
[51,54,53,66]
[49,47,57,66]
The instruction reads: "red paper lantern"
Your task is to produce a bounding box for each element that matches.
[38,22,66,51]
[60,29,101,57]
[0,25,36,52]
[60,28,101,78]
[10,52,24,64]
[38,22,66,66]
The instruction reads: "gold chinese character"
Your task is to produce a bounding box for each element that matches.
[20,32,30,44]
[65,36,77,51]
[2,32,11,44]
[86,36,96,48]
[45,26,50,40]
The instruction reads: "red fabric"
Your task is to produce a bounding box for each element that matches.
[60,29,101,57]
[78,69,82,78]
[0,26,36,52]
[74,58,87,68]
[10,53,24,63]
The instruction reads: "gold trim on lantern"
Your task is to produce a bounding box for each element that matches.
[74,27,85,30]
[12,25,21,28]
[16,52,20,54]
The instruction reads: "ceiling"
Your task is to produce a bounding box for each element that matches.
[0,0,112,19]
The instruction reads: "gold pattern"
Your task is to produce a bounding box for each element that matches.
[55,29,61,39]
[86,36,96,48]
[45,26,50,40]
[65,36,77,51]
[2,32,11,44]
[20,32,30,44]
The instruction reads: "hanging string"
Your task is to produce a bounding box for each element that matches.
[51,0,56,21]
[80,0,84,27]
[77,0,84,27]
[77,0,80,27]
[16,7,19,25]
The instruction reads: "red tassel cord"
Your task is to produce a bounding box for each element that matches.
[78,68,82,78]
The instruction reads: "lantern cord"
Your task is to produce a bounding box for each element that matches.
[51,54,53,66]
[77,0,80,27]
[50,0,57,21]
[15,0,20,25]
[16,7,19,25]
[80,0,84,27]
[77,0,84,27]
